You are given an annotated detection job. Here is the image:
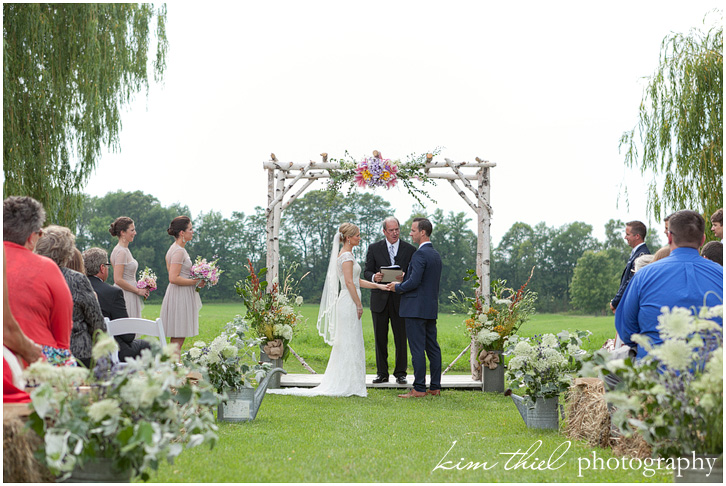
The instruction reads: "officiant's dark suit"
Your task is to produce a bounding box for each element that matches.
[364,217,416,384]
[84,247,151,362]
[391,218,442,397]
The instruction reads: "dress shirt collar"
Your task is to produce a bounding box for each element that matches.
[631,242,646,256]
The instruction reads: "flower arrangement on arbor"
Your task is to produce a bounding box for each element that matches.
[327,148,442,206]
[450,267,537,353]
[354,153,398,189]
[235,260,306,361]
[504,329,591,401]
[591,304,723,457]
[25,337,220,481]
[183,315,271,393]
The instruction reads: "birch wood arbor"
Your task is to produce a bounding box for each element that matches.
[262,151,495,381]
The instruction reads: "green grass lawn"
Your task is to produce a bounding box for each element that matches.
[136,303,673,483]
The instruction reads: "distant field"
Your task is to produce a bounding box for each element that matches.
[142,303,613,374]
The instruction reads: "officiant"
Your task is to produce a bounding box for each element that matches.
[364,216,416,384]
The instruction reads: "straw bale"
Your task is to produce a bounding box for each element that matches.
[3,409,54,482]
[564,377,611,448]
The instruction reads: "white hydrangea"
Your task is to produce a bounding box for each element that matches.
[295,296,304,305]
[87,398,121,422]
[657,307,694,339]
[650,339,693,371]
[513,341,534,358]
[92,333,119,360]
[193,341,207,348]
[508,356,526,371]
[188,347,202,359]
[476,329,500,347]
[541,334,558,348]
[222,345,238,359]
[280,324,293,341]
[276,293,288,305]
[693,347,723,393]
[119,377,147,409]
[494,298,512,306]
[477,313,488,324]
[139,383,163,408]
[281,305,294,316]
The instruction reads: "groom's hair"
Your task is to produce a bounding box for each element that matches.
[413,217,433,236]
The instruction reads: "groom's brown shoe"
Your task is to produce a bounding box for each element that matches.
[426,389,441,396]
[398,389,427,398]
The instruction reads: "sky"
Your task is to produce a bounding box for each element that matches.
[83,0,721,247]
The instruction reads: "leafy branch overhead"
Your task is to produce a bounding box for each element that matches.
[3,3,169,228]
[620,12,723,220]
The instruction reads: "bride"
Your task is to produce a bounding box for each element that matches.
[269,223,389,397]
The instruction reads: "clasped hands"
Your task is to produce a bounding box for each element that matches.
[373,271,403,292]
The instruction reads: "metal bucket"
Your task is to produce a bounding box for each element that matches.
[217,388,254,422]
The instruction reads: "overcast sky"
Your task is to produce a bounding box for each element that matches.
[84,0,721,246]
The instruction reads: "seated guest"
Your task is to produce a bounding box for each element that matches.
[83,247,151,362]
[35,226,107,369]
[3,196,74,365]
[701,241,723,266]
[652,245,671,261]
[66,247,86,274]
[616,210,723,360]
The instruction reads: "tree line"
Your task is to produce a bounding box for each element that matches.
[75,189,667,315]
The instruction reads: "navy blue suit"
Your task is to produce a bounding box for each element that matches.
[611,243,650,310]
[395,242,442,392]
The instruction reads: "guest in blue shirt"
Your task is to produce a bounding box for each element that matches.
[616,210,723,360]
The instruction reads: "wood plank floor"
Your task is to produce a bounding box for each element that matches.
[279,373,482,389]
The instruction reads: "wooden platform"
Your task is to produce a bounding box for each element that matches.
[279,373,482,389]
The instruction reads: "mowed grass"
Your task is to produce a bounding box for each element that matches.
[136,303,673,483]
[141,303,615,374]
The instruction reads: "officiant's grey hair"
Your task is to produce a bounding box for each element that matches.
[382,216,400,230]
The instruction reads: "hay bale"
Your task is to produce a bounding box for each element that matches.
[564,377,611,448]
[611,429,652,459]
[3,407,54,482]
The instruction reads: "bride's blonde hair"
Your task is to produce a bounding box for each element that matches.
[338,222,359,243]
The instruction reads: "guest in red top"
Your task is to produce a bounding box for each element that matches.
[3,196,73,364]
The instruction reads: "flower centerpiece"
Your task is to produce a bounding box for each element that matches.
[504,330,591,401]
[190,256,223,292]
[25,336,220,482]
[235,260,306,361]
[450,267,537,359]
[183,315,271,393]
[136,267,157,300]
[354,152,398,189]
[591,304,723,458]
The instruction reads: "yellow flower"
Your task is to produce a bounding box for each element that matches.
[362,170,372,180]
[381,171,390,180]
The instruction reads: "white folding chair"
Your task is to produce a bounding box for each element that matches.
[104,317,167,364]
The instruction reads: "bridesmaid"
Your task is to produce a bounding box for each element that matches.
[110,217,149,318]
[160,216,205,356]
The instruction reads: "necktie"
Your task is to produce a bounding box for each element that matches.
[389,244,396,264]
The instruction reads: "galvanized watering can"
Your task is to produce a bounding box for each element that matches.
[218,367,286,422]
[505,389,562,430]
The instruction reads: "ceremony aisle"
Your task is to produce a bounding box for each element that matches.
[132,304,671,482]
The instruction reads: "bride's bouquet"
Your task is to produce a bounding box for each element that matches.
[136,267,157,300]
[190,256,223,292]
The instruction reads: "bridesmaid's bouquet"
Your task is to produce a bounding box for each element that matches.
[190,256,223,292]
[136,267,158,300]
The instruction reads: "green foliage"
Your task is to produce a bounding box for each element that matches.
[620,13,723,221]
[590,305,723,456]
[570,250,622,315]
[3,4,168,228]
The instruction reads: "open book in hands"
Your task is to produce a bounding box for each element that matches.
[380,265,403,283]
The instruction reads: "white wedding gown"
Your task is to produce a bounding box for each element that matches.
[268,252,367,397]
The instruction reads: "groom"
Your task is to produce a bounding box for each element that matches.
[364,216,416,384]
[387,218,443,398]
